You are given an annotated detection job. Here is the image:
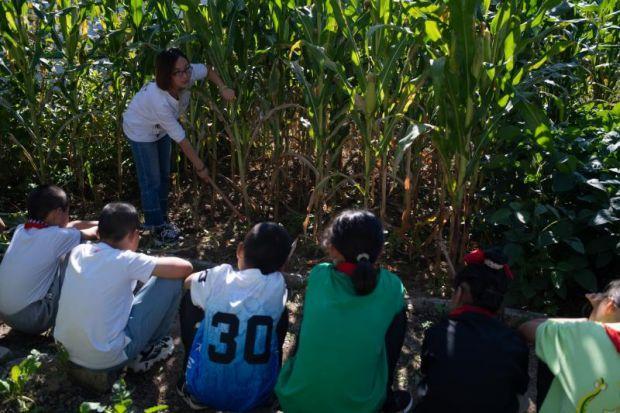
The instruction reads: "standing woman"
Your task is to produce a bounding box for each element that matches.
[123,48,235,244]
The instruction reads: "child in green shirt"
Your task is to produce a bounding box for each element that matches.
[276,210,411,413]
[519,280,620,413]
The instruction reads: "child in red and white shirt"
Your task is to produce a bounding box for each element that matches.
[0,184,97,334]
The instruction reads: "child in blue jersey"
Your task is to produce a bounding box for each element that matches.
[178,222,293,411]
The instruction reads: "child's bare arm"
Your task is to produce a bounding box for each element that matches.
[183,272,201,290]
[79,226,99,241]
[518,318,547,343]
[67,220,98,230]
[67,221,99,240]
[519,317,590,343]
[152,257,193,280]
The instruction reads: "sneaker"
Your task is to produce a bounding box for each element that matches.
[128,336,174,373]
[383,390,413,413]
[155,224,180,246]
[164,221,181,235]
[176,379,209,410]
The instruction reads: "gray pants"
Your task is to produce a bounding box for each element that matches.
[2,258,68,335]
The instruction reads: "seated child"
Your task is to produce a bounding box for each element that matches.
[0,184,97,335]
[54,202,192,372]
[177,222,292,411]
[519,280,620,413]
[414,248,529,413]
[276,210,412,413]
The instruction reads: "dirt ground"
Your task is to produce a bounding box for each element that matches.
[0,290,539,413]
[0,217,539,412]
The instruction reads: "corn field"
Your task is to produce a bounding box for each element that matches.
[1,0,619,309]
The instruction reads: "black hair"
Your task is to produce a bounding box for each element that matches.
[27,184,69,221]
[98,202,140,242]
[155,47,189,90]
[454,247,510,313]
[243,222,293,275]
[324,210,384,296]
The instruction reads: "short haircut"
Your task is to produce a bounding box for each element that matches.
[243,222,292,275]
[27,184,69,221]
[98,202,140,242]
[455,247,510,313]
[155,48,188,90]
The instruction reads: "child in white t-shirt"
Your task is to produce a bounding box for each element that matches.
[177,222,292,411]
[54,202,193,372]
[0,184,97,335]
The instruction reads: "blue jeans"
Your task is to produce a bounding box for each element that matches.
[129,135,172,228]
[108,277,183,371]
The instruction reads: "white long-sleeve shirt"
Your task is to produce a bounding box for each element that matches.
[122,63,208,143]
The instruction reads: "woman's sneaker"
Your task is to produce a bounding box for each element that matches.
[176,379,209,410]
[383,390,413,413]
[128,336,174,373]
[155,222,181,245]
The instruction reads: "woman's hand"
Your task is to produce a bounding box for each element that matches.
[207,67,236,102]
[195,164,210,182]
[220,86,236,102]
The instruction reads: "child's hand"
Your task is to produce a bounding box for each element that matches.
[220,86,236,102]
[80,226,99,241]
[67,220,98,230]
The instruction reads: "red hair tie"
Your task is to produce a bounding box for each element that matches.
[464,249,485,265]
[464,248,514,280]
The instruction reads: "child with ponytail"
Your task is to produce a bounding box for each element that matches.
[276,210,412,413]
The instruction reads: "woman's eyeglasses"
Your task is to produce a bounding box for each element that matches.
[172,65,193,77]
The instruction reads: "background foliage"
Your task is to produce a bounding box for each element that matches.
[0,0,618,314]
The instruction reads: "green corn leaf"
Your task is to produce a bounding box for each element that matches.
[130,0,143,28]
[503,29,516,71]
[394,123,428,165]
[4,11,18,32]
[424,20,441,42]
[144,406,170,413]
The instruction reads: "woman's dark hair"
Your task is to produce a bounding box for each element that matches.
[98,202,140,242]
[155,48,188,90]
[243,222,293,275]
[27,184,69,221]
[455,247,510,313]
[324,210,384,296]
